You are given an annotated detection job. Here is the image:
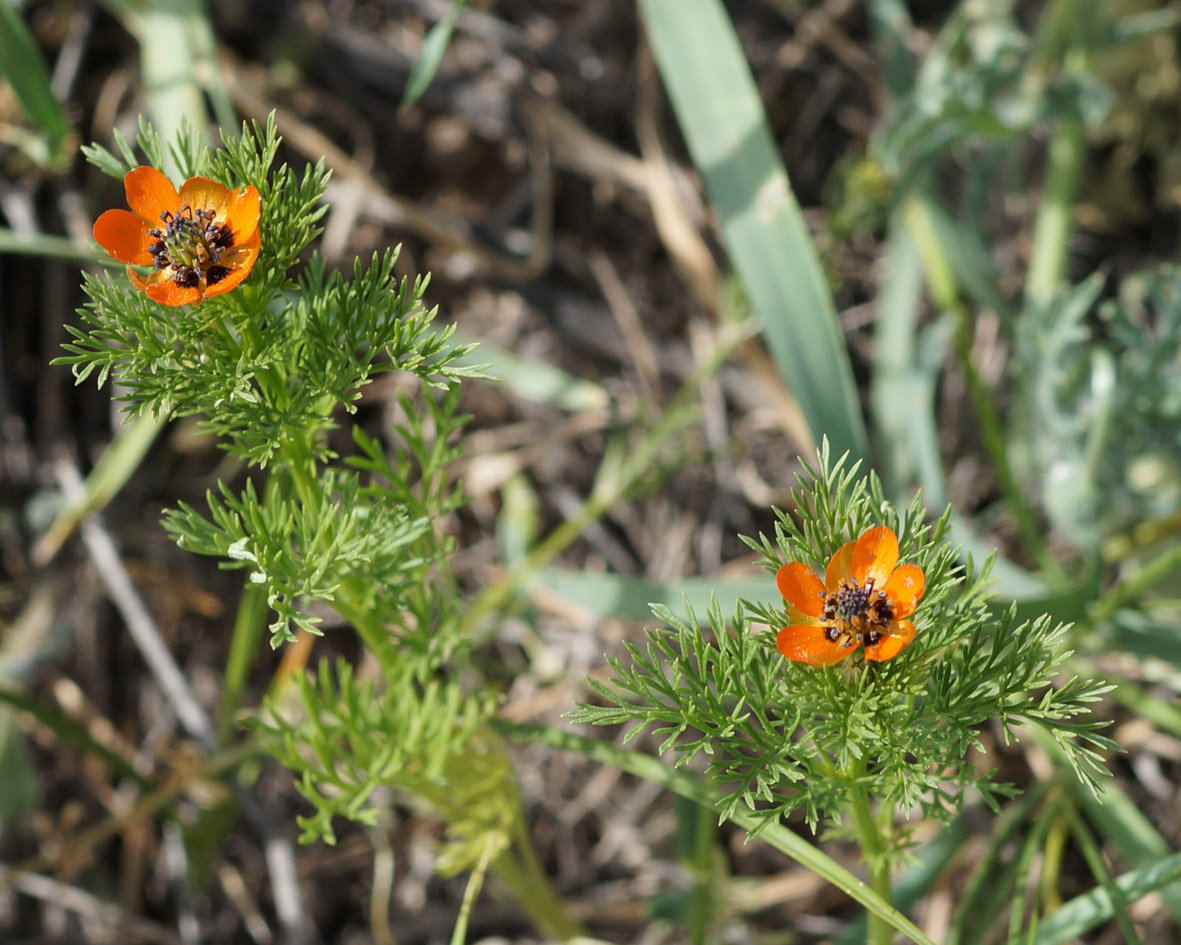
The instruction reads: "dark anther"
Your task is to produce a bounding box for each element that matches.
[173,267,199,288]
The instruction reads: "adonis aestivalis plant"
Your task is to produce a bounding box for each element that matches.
[573,445,1115,877]
[55,117,586,941]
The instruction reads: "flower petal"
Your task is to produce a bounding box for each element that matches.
[777,624,851,667]
[178,176,231,216]
[865,620,916,662]
[222,185,261,244]
[93,209,154,265]
[125,166,179,224]
[201,230,261,301]
[884,564,925,618]
[852,526,898,589]
[776,562,826,617]
[129,267,200,307]
[825,540,855,590]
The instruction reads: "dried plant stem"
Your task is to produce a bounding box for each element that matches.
[457,318,755,639]
[53,460,310,945]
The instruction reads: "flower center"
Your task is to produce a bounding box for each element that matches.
[147,206,235,289]
[821,578,895,646]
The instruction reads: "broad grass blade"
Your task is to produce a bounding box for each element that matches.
[536,567,770,621]
[1033,849,1181,945]
[638,0,868,463]
[0,2,70,165]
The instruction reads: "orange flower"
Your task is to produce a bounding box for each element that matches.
[93,166,260,307]
[776,526,925,667]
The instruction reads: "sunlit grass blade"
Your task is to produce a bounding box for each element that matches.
[871,211,926,498]
[874,194,1069,601]
[0,2,70,166]
[638,0,867,463]
[100,0,219,163]
[0,229,107,263]
[1032,848,1181,945]
[495,720,938,945]
[924,193,1013,324]
[1037,729,1181,921]
[32,414,165,566]
[401,0,471,110]
[537,564,1097,627]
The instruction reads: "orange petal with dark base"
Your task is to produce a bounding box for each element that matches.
[825,540,856,590]
[223,185,261,243]
[128,268,201,307]
[864,620,916,662]
[884,564,925,618]
[125,166,179,223]
[852,526,898,589]
[93,209,154,265]
[777,624,850,667]
[200,237,260,301]
[776,562,826,617]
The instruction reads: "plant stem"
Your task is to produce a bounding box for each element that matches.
[902,194,1064,585]
[847,777,892,945]
[1024,115,1083,312]
[493,719,937,945]
[1089,541,1181,624]
[490,811,582,941]
[217,582,269,745]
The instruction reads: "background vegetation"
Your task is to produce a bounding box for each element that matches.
[3,0,1181,943]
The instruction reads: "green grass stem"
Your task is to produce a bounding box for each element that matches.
[903,193,1064,585]
[494,719,937,945]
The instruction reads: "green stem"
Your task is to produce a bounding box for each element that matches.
[217,582,269,745]
[1089,541,1181,624]
[1025,115,1083,312]
[493,720,937,945]
[903,194,1064,585]
[490,810,582,941]
[847,777,892,945]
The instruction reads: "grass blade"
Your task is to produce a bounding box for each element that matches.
[0,2,70,165]
[401,0,471,110]
[495,720,938,945]
[450,331,608,413]
[1037,728,1181,922]
[639,0,868,462]
[1033,849,1181,945]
